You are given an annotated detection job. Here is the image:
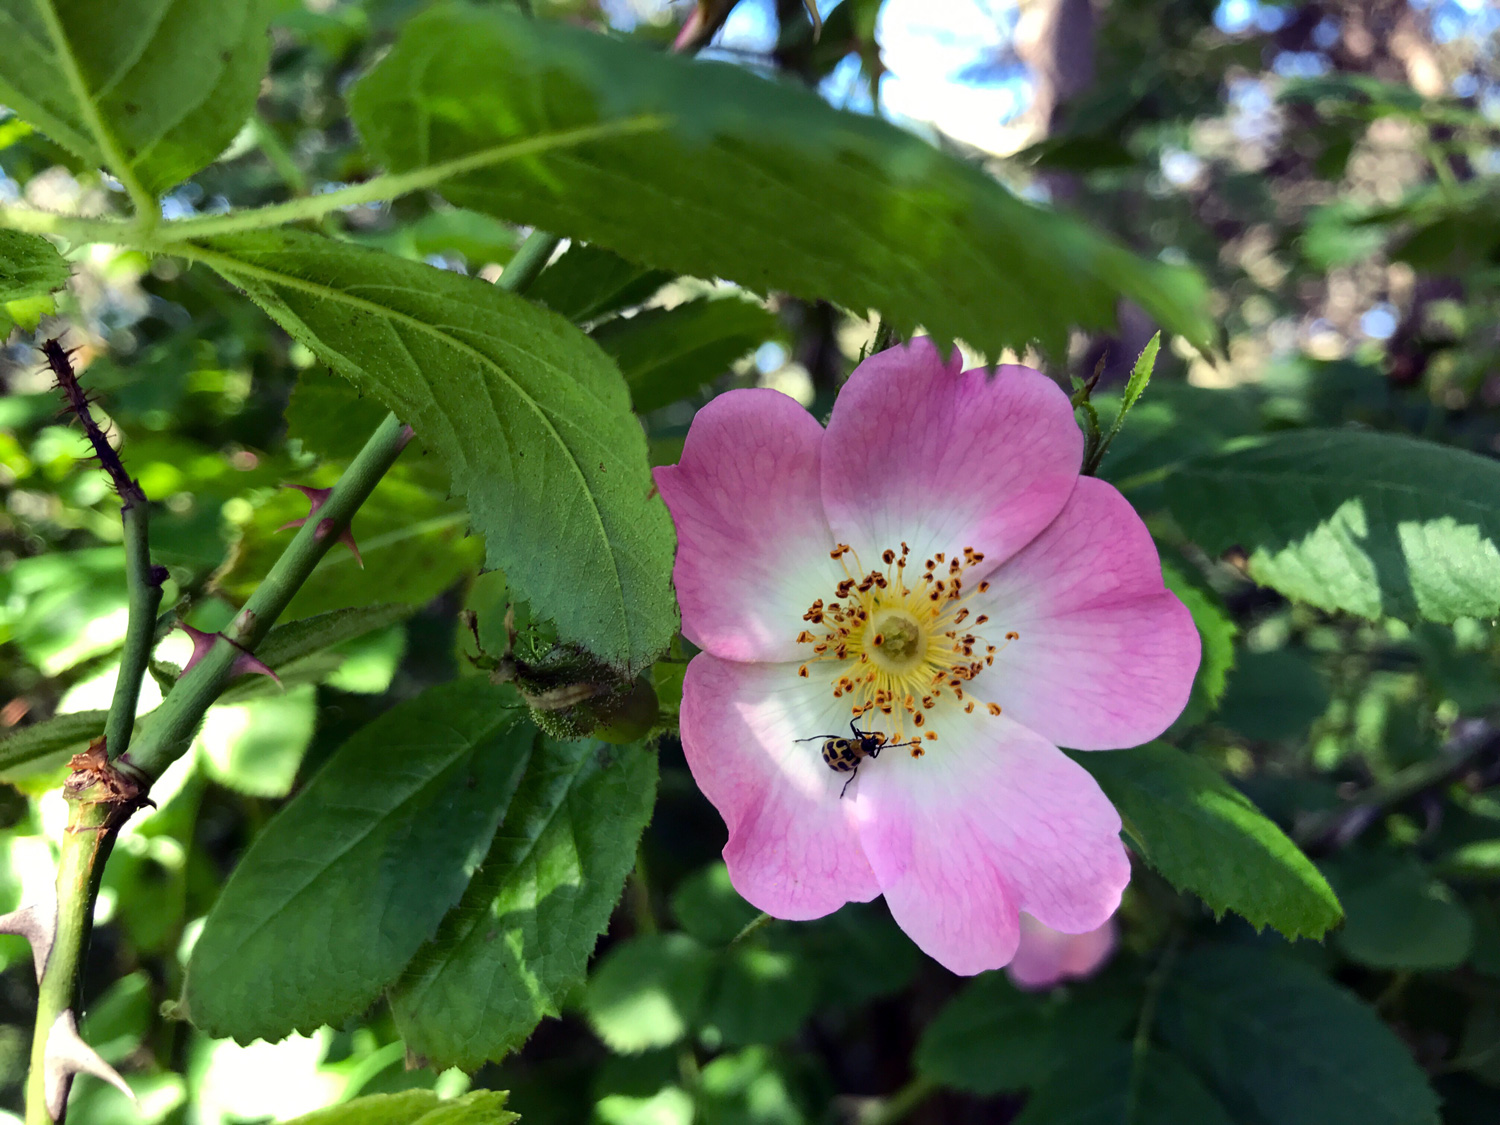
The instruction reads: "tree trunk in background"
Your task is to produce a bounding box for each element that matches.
[1014,0,1096,138]
[1285,0,1444,97]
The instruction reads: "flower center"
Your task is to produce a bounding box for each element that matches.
[796,542,1014,756]
[868,608,924,673]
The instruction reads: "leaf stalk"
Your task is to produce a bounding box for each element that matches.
[32,0,157,230]
[152,119,664,243]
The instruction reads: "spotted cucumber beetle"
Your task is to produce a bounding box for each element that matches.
[796,719,923,798]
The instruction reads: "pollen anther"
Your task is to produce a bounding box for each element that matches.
[793,542,1012,751]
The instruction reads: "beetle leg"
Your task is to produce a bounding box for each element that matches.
[840,766,858,799]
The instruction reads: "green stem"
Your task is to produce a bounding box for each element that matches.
[1108,464,1174,494]
[1125,932,1181,1121]
[629,847,658,936]
[501,231,562,290]
[729,911,772,946]
[250,114,311,197]
[860,1075,937,1125]
[153,119,663,243]
[1426,142,1458,196]
[125,412,412,778]
[24,798,116,1125]
[0,207,135,244]
[104,496,161,762]
[32,0,156,231]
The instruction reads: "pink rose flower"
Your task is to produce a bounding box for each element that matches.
[654,340,1198,975]
[1006,914,1119,990]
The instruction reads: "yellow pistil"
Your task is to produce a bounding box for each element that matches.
[796,542,1013,756]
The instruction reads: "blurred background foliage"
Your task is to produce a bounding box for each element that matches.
[4,0,1500,1122]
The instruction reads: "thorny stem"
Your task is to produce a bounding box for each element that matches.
[105,496,162,763]
[25,796,131,1124]
[124,412,414,777]
[43,339,163,763]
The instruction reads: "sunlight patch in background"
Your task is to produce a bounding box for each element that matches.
[878,0,1029,153]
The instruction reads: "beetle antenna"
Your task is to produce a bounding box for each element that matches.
[794,734,841,743]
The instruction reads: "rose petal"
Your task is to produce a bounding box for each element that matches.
[820,338,1082,575]
[1006,914,1118,990]
[972,476,1200,750]
[855,715,1128,975]
[680,652,881,919]
[654,388,845,663]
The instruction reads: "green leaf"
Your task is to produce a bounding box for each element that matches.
[1092,332,1161,472]
[701,943,818,1048]
[1072,742,1342,938]
[1165,429,1500,623]
[1216,648,1330,742]
[791,902,921,1009]
[279,1091,516,1125]
[1157,946,1441,1125]
[348,5,1213,356]
[214,604,415,704]
[1096,384,1260,506]
[596,1086,694,1125]
[195,685,318,798]
[528,243,672,324]
[0,0,270,196]
[1160,564,1235,728]
[194,229,678,676]
[1122,332,1160,411]
[390,738,658,1069]
[1327,853,1474,970]
[240,603,414,675]
[592,297,782,413]
[698,1047,808,1125]
[403,1092,520,1125]
[3,547,126,675]
[1458,1000,1500,1087]
[672,862,762,947]
[5,293,55,333]
[585,933,716,1053]
[0,709,105,775]
[217,462,482,622]
[0,230,69,301]
[1014,1045,1234,1125]
[918,975,1134,1096]
[285,366,399,463]
[184,680,535,1043]
[281,1093,445,1125]
[79,972,153,1065]
[354,208,521,269]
